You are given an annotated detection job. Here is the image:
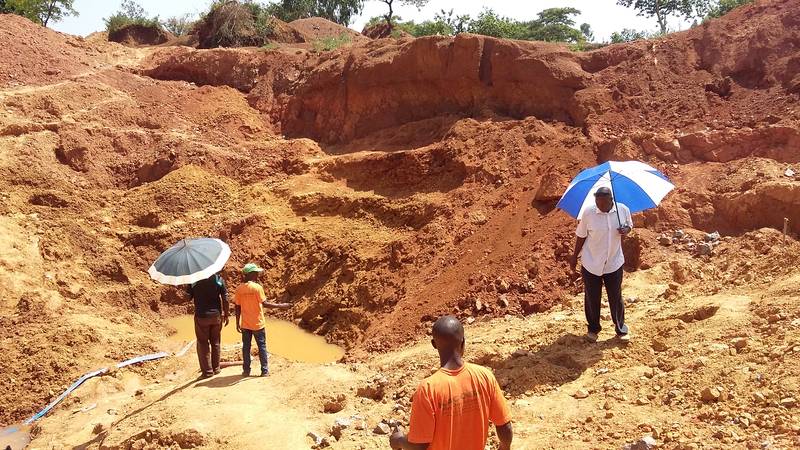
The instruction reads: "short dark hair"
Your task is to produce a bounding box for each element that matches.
[594,187,612,197]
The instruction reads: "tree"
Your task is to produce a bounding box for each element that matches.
[616,0,712,34]
[116,0,147,21]
[316,0,364,25]
[525,7,585,43]
[580,23,594,42]
[705,0,752,19]
[467,8,526,40]
[376,0,428,31]
[410,19,451,36]
[37,0,75,25]
[268,0,364,25]
[3,0,77,26]
[162,13,194,36]
[399,9,470,37]
[435,9,469,34]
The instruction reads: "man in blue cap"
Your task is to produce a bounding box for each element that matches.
[568,186,632,343]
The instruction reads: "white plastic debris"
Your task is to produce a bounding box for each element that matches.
[786,168,796,177]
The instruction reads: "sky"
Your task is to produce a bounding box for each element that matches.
[51,0,693,42]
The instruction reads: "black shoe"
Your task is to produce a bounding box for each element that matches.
[260,372,270,377]
[213,369,221,375]
[200,373,213,379]
[242,371,251,377]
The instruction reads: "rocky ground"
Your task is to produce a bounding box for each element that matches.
[23,237,800,448]
[1,0,800,448]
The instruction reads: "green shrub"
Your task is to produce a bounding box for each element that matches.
[705,0,753,19]
[467,9,527,40]
[105,14,161,34]
[104,0,162,34]
[609,28,660,43]
[311,32,351,52]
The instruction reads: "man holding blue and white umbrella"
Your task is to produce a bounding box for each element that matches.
[568,186,632,343]
[559,160,674,343]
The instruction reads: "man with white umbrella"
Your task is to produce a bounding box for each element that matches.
[568,187,633,343]
[148,237,233,377]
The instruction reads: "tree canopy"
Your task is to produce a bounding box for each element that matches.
[2,0,77,26]
[268,0,364,25]
[616,0,711,34]
[610,28,652,43]
[526,7,587,43]
[466,9,526,40]
[381,6,593,45]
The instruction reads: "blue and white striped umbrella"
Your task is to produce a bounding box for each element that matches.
[148,238,231,286]
[556,161,675,219]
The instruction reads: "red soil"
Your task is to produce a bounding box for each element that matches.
[2,0,800,425]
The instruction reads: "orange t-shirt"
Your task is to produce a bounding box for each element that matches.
[407,363,512,450]
[234,282,267,331]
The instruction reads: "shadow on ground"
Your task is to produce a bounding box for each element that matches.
[476,333,624,396]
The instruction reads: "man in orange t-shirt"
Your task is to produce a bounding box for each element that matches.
[234,263,291,377]
[389,315,513,450]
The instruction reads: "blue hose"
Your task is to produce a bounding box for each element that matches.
[23,351,171,425]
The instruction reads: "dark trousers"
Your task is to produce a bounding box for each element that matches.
[195,315,222,376]
[582,266,628,336]
[242,328,269,375]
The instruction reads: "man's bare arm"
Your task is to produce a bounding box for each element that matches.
[496,422,513,450]
[389,429,428,450]
[569,236,586,272]
[262,302,292,310]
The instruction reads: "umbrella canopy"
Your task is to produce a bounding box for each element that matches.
[556,161,675,219]
[148,238,231,286]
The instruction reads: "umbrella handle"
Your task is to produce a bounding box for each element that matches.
[609,170,624,229]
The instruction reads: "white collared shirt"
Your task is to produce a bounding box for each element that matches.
[576,203,633,276]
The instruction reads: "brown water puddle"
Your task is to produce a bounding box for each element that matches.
[166,315,344,364]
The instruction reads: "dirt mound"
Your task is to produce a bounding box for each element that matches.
[289,17,368,42]
[84,31,110,44]
[195,1,304,48]
[362,22,413,39]
[269,17,309,44]
[108,24,174,47]
[165,33,200,48]
[141,46,305,93]
[0,14,93,86]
